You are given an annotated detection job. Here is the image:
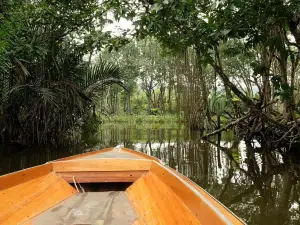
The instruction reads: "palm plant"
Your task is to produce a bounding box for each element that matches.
[0,0,126,146]
[209,91,228,117]
[83,59,127,96]
[1,48,124,145]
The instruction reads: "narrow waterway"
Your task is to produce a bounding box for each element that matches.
[0,122,299,225]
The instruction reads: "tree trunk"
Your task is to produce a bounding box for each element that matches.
[195,48,211,126]
[213,64,255,108]
[217,115,222,168]
[126,93,131,114]
[261,45,272,108]
[146,93,151,114]
[168,86,172,113]
[159,84,165,113]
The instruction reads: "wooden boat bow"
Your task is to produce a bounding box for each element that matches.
[0,147,245,225]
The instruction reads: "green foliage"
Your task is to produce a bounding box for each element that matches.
[0,0,124,145]
[102,114,181,124]
[209,91,228,115]
[2,0,300,145]
[108,0,300,109]
[100,38,180,115]
[82,115,102,134]
[271,76,295,101]
[83,60,124,95]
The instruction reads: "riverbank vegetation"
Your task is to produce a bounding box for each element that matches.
[1,0,300,155]
[106,0,300,156]
[1,1,300,223]
[102,114,181,123]
[0,1,126,145]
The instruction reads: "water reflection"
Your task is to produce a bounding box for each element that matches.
[1,122,300,224]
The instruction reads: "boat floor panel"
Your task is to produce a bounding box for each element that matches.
[80,151,142,160]
[31,191,137,225]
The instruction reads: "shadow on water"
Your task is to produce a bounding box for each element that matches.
[1,122,300,225]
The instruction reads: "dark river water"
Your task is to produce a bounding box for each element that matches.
[0,122,300,225]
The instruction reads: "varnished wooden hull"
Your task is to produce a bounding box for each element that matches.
[0,147,245,225]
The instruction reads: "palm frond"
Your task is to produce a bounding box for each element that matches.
[81,59,123,91]
[38,87,58,108]
[85,77,127,95]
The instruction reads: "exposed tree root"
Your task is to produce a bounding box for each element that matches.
[202,108,300,153]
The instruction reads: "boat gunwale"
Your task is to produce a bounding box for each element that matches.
[0,163,53,190]
[52,147,114,162]
[116,148,243,224]
[160,163,246,225]
[121,147,160,162]
[52,147,160,162]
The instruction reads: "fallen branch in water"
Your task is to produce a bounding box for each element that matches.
[201,114,250,139]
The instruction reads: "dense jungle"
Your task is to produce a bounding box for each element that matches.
[1,0,300,224]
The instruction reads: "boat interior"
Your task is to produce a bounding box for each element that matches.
[0,148,244,225]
